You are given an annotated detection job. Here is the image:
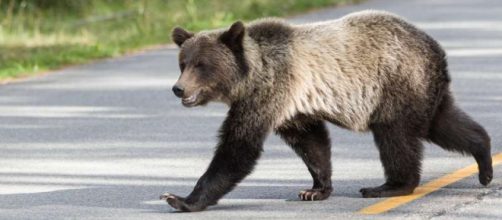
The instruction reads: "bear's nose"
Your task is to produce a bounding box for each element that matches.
[172,85,184,98]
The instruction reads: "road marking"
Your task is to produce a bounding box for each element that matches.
[359,153,502,215]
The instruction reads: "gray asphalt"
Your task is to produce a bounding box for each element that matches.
[1,0,502,219]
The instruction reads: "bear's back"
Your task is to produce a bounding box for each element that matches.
[278,11,447,131]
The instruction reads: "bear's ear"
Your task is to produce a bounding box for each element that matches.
[219,21,245,50]
[172,27,194,47]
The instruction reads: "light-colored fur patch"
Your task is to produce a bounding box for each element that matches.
[276,11,434,131]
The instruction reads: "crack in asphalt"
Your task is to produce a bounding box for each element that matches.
[428,186,502,219]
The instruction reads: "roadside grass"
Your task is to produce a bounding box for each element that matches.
[0,0,357,80]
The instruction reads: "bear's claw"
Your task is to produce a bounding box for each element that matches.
[160,192,185,210]
[160,192,207,212]
[298,189,330,201]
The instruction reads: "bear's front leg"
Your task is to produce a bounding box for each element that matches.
[161,104,271,212]
[277,118,333,201]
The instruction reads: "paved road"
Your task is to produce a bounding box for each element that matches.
[1,0,502,219]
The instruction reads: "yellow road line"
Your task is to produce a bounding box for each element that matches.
[359,153,502,215]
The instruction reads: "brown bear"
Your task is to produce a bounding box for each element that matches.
[160,10,493,212]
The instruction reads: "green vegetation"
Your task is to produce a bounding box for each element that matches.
[0,0,356,79]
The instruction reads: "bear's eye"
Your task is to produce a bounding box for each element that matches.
[194,62,204,68]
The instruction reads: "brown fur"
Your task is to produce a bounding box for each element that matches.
[163,10,492,211]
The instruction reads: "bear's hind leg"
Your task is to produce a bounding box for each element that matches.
[277,119,332,201]
[361,123,423,198]
[429,94,493,185]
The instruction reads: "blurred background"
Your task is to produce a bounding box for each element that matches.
[0,0,357,80]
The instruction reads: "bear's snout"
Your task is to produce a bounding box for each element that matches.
[172,85,184,98]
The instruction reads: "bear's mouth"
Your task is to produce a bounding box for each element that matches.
[182,90,201,107]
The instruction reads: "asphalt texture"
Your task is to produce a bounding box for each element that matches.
[1,0,502,219]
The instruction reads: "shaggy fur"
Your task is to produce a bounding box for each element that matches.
[161,10,493,212]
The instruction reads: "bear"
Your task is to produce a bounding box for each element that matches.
[160,10,493,212]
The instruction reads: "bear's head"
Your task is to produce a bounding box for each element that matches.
[171,21,248,107]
